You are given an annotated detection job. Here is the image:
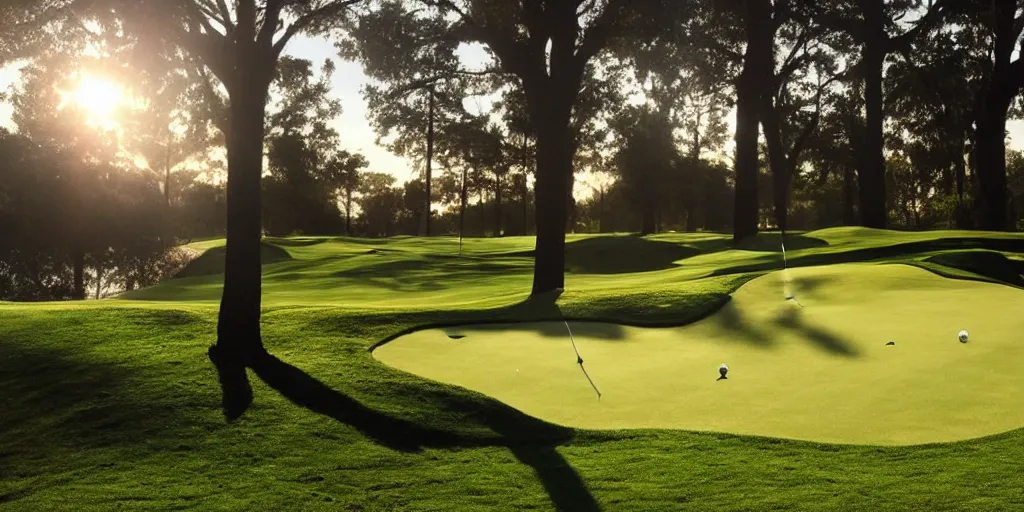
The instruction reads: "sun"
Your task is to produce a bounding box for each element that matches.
[67,75,124,129]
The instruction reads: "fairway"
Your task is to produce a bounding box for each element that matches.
[375,263,1024,445]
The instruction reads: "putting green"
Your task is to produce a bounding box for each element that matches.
[374,263,1024,445]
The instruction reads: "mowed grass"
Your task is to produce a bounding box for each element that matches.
[377,264,1024,445]
[2,227,1024,510]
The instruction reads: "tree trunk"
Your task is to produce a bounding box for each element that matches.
[494,174,503,237]
[478,189,486,236]
[954,146,971,228]
[522,135,530,236]
[733,0,771,242]
[970,0,1017,231]
[858,0,888,229]
[215,62,271,365]
[460,166,468,244]
[640,207,656,236]
[95,263,102,300]
[843,165,857,225]
[425,87,434,236]
[530,115,574,294]
[973,109,1011,230]
[73,250,85,300]
[760,93,789,233]
[345,189,352,235]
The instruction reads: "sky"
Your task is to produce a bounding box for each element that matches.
[3,33,1024,188]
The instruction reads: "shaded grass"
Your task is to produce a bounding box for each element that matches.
[923,250,1024,287]
[174,242,293,278]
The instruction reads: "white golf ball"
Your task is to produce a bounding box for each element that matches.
[719,363,729,373]
[958,330,969,343]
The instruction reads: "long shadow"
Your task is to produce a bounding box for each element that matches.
[248,354,469,452]
[506,444,602,512]
[331,255,533,293]
[714,301,772,347]
[215,351,602,510]
[772,307,859,357]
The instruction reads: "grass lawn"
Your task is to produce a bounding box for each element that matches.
[2,227,1024,510]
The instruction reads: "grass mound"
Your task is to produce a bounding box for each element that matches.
[172,242,293,279]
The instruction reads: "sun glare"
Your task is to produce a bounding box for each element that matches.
[65,75,124,129]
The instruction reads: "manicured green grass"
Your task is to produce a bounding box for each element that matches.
[377,264,1024,445]
[2,227,1024,510]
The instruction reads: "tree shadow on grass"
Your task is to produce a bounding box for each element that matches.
[772,307,859,357]
[711,236,1024,279]
[213,351,602,511]
[331,255,533,293]
[714,301,772,347]
[712,298,858,357]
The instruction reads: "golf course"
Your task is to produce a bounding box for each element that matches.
[2,227,1024,510]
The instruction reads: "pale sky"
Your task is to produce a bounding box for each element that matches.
[3,34,1024,187]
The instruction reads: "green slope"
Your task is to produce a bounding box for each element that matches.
[2,229,1024,510]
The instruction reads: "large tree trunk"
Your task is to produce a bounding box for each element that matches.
[214,61,272,365]
[973,109,1011,230]
[530,115,574,294]
[425,87,434,236]
[858,0,888,229]
[733,0,771,242]
[760,94,789,232]
[970,0,1018,231]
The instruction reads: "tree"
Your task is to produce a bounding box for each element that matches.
[759,13,842,233]
[346,0,678,294]
[885,20,988,228]
[361,74,473,237]
[805,0,945,229]
[262,57,346,235]
[356,171,403,236]
[610,105,680,235]
[732,0,774,240]
[89,0,367,367]
[950,0,1024,230]
[1,57,183,302]
[321,150,369,235]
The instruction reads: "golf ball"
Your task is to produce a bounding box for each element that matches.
[719,363,729,374]
[958,330,969,343]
